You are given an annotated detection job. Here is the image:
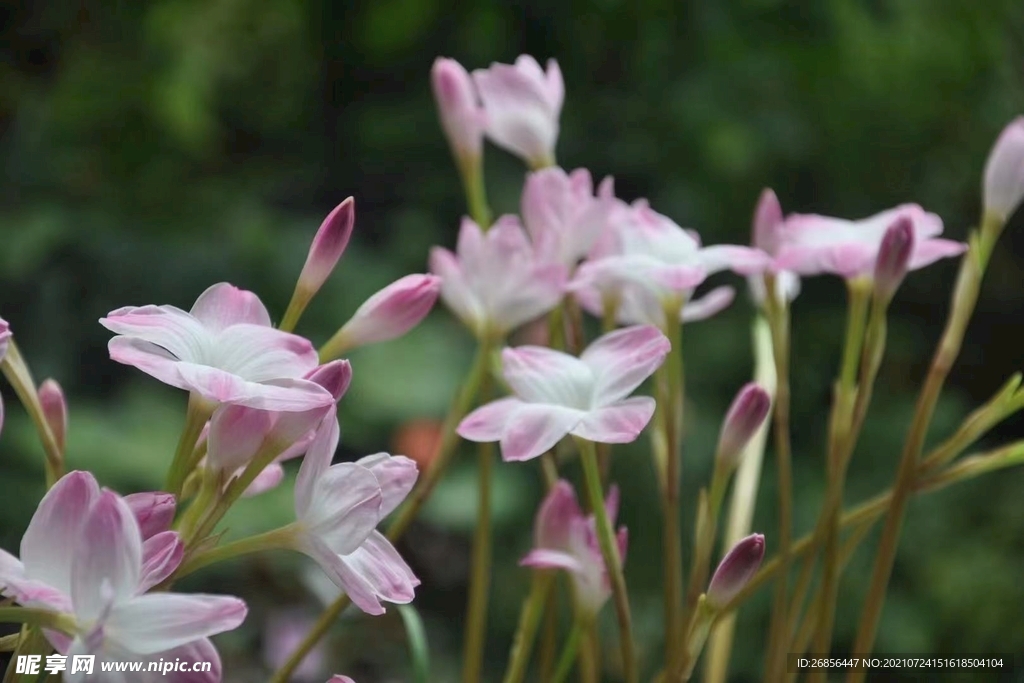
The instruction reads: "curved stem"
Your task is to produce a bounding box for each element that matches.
[172,525,297,580]
[1,342,64,487]
[502,571,555,683]
[551,617,587,683]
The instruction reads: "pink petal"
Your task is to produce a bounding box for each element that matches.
[500,404,583,462]
[71,490,143,621]
[579,325,670,405]
[356,454,419,518]
[328,677,356,683]
[773,242,878,278]
[696,245,772,276]
[472,58,561,163]
[175,364,334,412]
[211,324,321,381]
[0,549,70,611]
[157,638,222,683]
[297,199,356,297]
[429,246,483,331]
[301,538,385,615]
[106,593,247,655]
[124,492,176,540]
[295,410,340,518]
[305,360,353,402]
[335,531,419,605]
[99,306,208,363]
[107,337,190,389]
[983,117,1024,221]
[242,464,285,497]
[571,397,657,444]
[501,346,593,406]
[22,471,100,596]
[303,463,383,555]
[908,238,968,270]
[139,531,184,592]
[338,274,441,348]
[491,262,566,333]
[681,286,735,323]
[520,548,584,573]
[207,404,274,473]
[752,189,784,254]
[189,283,272,332]
[533,480,582,550]
[458,397,526,442]
[431,58,485,159]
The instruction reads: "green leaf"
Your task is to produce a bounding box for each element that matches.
[396,603,430,683]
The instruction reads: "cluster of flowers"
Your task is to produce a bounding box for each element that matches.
[0,49,1020,683]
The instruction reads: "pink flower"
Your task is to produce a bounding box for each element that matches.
[431,58,487,162]
[38,379,68,454]
[101,283,334,411]
[124,491,177,539]
[983,117,1024,222]
[748,189,800,306]
[296,199,356,301]
[772,204,966,279]
[716,383,772,471]
[289,409,420,615]
[429,216,566,338]
[706,533,765,609]
[521,167,617,268]
[457,325,670,462]
[0,472,247,679]
[472,55,563,167]
[520,480,628,618]
[571,200,770,327]
[325,274,441,355]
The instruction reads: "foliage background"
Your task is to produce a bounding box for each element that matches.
[2,0,1024,680]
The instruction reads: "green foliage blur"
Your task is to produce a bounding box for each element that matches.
[2,0,1024,680]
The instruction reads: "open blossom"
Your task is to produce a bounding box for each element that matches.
[520,480,627,618]
[572,200,770,327]
[772,204,966,279]
[0,472,246,682]
[432,57,487,162]
[472,55,563,167]
[983,117,1024,222]
[458,325,670,462]
[521,167,617,268]
[429,216,566,338]
[101,283,334,411]
[289,408,420,615]
[748,189,800,306]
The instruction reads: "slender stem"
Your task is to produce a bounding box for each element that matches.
[551,617,587,683]
[174,466,220,540]
[539,586,558,682]
[461,441,495,683]
[1,342,63,487]
[165,393,214,498]
[278,287,311,335]
[661,309,685,660]
[171,525,298,580]
[849,217,1002,677]
[576,438,637,683]
[269,594,351,683]
[579,626,600,683]
[0,608,73,633]
[2,626,52,683]
[502,571,555,683]
[458,155,492,230]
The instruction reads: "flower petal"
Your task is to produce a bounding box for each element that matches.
[189,283,272,332]
[107,337,190,391]
[571,397,656,444]
[356,454,419,518]
[295,409,340,519]
[499,404,583,462]
[335,531,419,606]
[301,539,385,615]
[139,531,184,592]
[71,490,143,621]
[174,364,334,411]
[106,593,247,655]
[207,404,274,473]
[303,464,383,555]
[533,480,582,550]
[681,286,735,323]
[211,324,320,382]
[520,548,584,573]
[242,464,285,498]
[124,492,177,540]
[501,346,594,407]
[579,325,670,405]
[908,238,968,270]
[458,397,526,442]
[429,246,484,332]
[100,306,209,363]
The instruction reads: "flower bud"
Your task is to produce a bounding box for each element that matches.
[706,533,765,609]
[431,58,485,163]
[752,188,783,254]
[324,274,441,357]
[0,317,10,359]
[983,117,1024,223]
[297,198,356,299]
[38,379,68,454]
[124,491,177,539]
[304,360,353,402]
[716,383,772,471]
[873,216,914,304]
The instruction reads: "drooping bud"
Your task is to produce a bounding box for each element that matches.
[431,58,486,163]
[873,216,914,304]
[983,117,1024,223]
[716,384,772,471]
[321,274,441,359]
[124,491,177,539]
[706,533,765,609]
[38,379,68,454]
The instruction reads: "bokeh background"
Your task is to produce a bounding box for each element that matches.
[3,1,1024,681]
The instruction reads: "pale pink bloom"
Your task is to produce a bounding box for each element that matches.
[332,274,441,350]
[297,198,356,299]
[0,472,246,681]
[263,610,327,681]
[472,55,563,166]
[0,317,9,435]
[748,189,800,306]
[520,480,628,618]
[431,58,487,161]
[429,216,566,337]
[101,283,334,411]
[521,167,617,268]
[572,200,770,326]
[706,533,765,609]
[716,383,771,471]
[124,491,176,539]
[38,378,68,454]
[983,117,1024,222]
[457,325,670,462]
[773,204,966,279]
[290,409,420,615]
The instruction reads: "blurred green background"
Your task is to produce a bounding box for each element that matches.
[2,0,1024,681]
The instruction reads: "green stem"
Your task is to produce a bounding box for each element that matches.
[278,287,310,335]
[1,342,63,488]
[551,617,587,683]
[502,571,555,683]
[848,216,1003,679]
[579,625,600,683]
[461,441,495,683]
[0,609,72,633]
[660,308,685,660]
[459,155,492,230]
[539,585,558,682]
[171,525,298,580]
[165,393,214,498]
[576,438,637,683]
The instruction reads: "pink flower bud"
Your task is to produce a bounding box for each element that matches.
[716,384,771,471]
[334,274,441,350]
[873,216,914,303]
[431,57,486,162]
[983,117,1024,222]
[706,533,765,609]
[124,491,177,539]
[752,188,784,255]
[38,379,68,454]
[297,198,355,298]
[304,360,353,402]
[0,317,10,359]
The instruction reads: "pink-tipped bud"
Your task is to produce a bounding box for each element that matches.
[124,491,177,539]
[0,318,10,359]
[706,533,766,609]
[873,216,914,303]
[38,378,68,454]
[983,117,1024,223]
[716,383,772,471]
[335,274,441,350]
[432,57,485,162]
[297,198,355,297]
[752,188,784,255]
[304,360,353,402]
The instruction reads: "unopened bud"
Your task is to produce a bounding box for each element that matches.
[38,379,68,454]
[716,383,771,471]
[0,318,10,358]
[124,491,177,539]
[873,217,914,304]
[752,188,783,254]
[983,117,1024,223]
[432,58,486,163]
[706,533,766,609]
[298,198,355,297]
[305,360,352,402]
